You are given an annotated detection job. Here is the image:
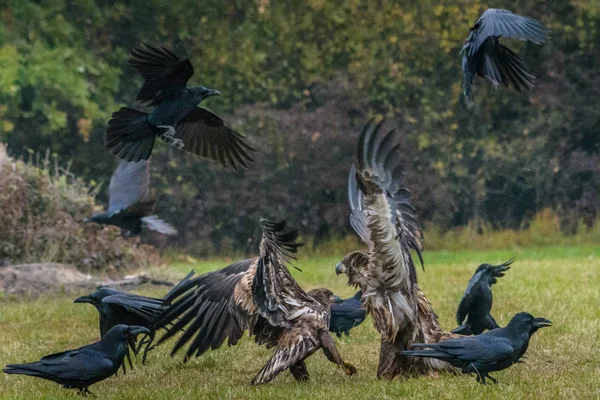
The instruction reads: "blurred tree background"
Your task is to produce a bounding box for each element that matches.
[1,0,599,255]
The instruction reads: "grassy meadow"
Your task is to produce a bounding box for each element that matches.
[1,246,599,399]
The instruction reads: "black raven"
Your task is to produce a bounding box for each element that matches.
[74,272,194,363]
[462,9,549,107]
[85,158,176,236]
[105,43,255,169]
[452,258,513,335]
[402,312,552,384]
[3,324,150,396]
[329,291,367,337]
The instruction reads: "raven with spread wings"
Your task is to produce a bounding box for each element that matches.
[335,119,459,379]
[153,218,356,384]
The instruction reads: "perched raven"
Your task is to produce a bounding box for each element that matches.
[329,291,367,337]
[462,9,549,107]
[85,158,176,236]
[105,43,255,168]
[452,258,514,335]
[3,324,150,396]
[74,272,194,363]
[402,312,552,384]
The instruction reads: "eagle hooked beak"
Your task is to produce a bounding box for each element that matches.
[532,317,552,329]
[335,262,346,276]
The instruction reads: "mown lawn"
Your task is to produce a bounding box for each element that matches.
[1,246,599,399]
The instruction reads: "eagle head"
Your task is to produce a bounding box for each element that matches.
[336,250,369,289]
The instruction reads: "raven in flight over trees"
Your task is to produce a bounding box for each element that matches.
[105,43,255,168]
[153,218,356,385]
[329,291,367,337]
[462,9,549,107]
[85,158,176,236]
[74,272,194,363]
[3,324,150,396]
[403,312,551,384]
[335,119,460,379]
[452,259,513,335]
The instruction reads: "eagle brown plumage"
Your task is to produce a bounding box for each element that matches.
[153,218,356,384]
[335,119,459,379]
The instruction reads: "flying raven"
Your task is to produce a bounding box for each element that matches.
[74,272,194,363]
[462,9,549,107]
[335,119,460,379]
[85,158,176,236]
[105,43,255,168]
[452,259,514,335]
[403,312,552,384]
[3,324,150,396]
[329,291,367,337]
[153,218,356,385]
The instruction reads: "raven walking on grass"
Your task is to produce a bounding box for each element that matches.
[403,312,551,384]
[3,324,150,396]
[329,291,367,337]
[462,9,549,107]
[74,272,194,363]
[105,43,255,169]
[452,258,513,335]
[85,158,176,236]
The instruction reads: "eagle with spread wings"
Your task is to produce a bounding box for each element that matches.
[334,119,459,379]
[153,218,356,384]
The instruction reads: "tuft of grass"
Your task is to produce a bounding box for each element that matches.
[1,246,599,399]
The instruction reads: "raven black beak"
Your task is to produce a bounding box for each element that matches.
[204,88,221,97]
[74,295,92,304]
[83,218,91,223]
[335,262,346,276]
[128,326,151,337]
[332,295,343,303]
[532,317,552,329]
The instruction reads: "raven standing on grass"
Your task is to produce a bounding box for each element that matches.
[3,324,150,396]
[452,259,513,335]
[85,158,176,236]
[462,9,549,107]
[329,291,367,337]
[104,43,255,169]
[74,272,194,363]
[402,312,552,384]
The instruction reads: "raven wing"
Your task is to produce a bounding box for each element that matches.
[455,270,484,325]
[467,9,548,57]
[154,259,256,360]
[5,348,115,382]
[172,107,255,170]
[101,292,165,322]
[423,334,515,365]
[107,159,153,216]
[129,43,194,106]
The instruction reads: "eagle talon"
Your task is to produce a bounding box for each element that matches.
[343,361,357,376]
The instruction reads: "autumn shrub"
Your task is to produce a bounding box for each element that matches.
[0,151,159,272]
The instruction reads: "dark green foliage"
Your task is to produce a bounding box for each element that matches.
[1,1,599,253]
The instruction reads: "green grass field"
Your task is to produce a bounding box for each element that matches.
[1,246,599,399]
